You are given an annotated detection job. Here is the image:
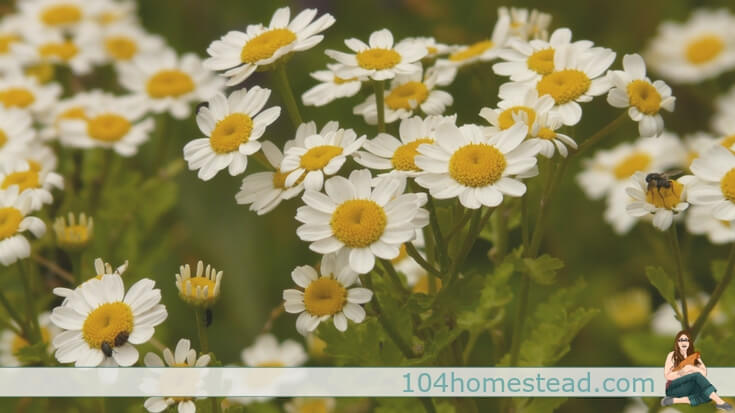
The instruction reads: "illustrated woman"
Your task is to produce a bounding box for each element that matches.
[661,330,732,410]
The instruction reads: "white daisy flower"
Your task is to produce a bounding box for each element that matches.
[326,28,426,81]
[241,334,307,367]
[283,252,373,334]
[0,312,59,366]
[50,272,167,366]
[576,133,686,201]
[93,0,137,27]
[493,28,593,82]
[479,88,554,134]
[142,338,211,413]
[414,122,539,209]
[0,16,36,72]
[38,90,104,142]
[19,0,96,31]
[527,112,577,158]
[625,171,690,231]
[435,13,511,70]
[204,7,335,86]
[685,204,735,244]
[119,50,223,119]
[0,108,35,159]
[285,398,336,413]
[100,23,165,64]
[682,132,719,171]
[0,72,61,115]
[53,211,93,251]
[25,23,104,75]
[645,8,735,84]
[352,66,453,125]
[52,257,128,301]
[687,144,735,221]
[500,44,616,126]
[606,54,675,137]
[183,87,281,181]
[302,63,362,107]
[395,36,454,60]
[0,186,45,266]
[354,115,456,177]
[498,7,552,41]
[236,141,303,215]
[296,169,428,274]
[0,160,63,211]
[280,125,366,192]
[59,94,154,156]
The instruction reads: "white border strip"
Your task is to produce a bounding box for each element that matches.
[0,368,732,397]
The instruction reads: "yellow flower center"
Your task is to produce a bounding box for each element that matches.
[0,207,23,240]
[391,138,433,171]
[330,199,387,248]
[385,81,429,110]
[11,327,51,356]
[181,277,217,299]
[527,48,555,75]
[537,127,556,140]
[256,361,285,367]
[39,41,79,61]
[300,145,344,171]
[25,63,55,84]
[0,34,20,54]
[356,48,402,70]
[209,113,253,153]
[87,114,131,142]
[296,399,330,413]
[240,28,297,64]
[98,12,122,25]
[58,225,90,246]
[81,302,134,350]
[2,170,40,192]
[685,34,724,65]
[449,40,493,62]
[720,168,735,203]
[59,106,87,122]
[146,70,195,99]
[0,130,6,148]
[412,274,442,295]
[536,69,591,104]
[626,80,661,115]
[303,277,347,316]
[612,152,651,180]
[721,135,735,154]
[449,144,506,187]
[426,46,438,55]
[40,4,82,26]
[497,106,536,130]
[104,36,138,61]
[0,88,35,108]
[645,179,683,209]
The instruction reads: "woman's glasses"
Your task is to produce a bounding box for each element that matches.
[678,337,690,342]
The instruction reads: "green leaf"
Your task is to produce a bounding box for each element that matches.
[696,334,735,365]
[15,341,48,364]
[620,332,672,365]
[456,252,515,332]
[523,254,563,285]
[644,266,681,319]
[317,318,407,366]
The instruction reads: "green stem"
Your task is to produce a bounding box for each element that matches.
[210,397,220,413]
[379,259,408,297]
[252,151,274,170]
[152,115,170,173]
[691,242,735,338]
[373,80,386,133]
[445,208,472,242]
[91,150,113,213]
[667,224,689,329]
[509,274,530,366]
[0,290,26,337]
[521,196,529,251]
[194,309,209,354]
[462,331,480,365]
[447,207,495,286]
[18,262,40,342]
[572,111,628,158]
[70,251,84,285]
[422,190,449,272]
[493,203,508,263]
[419,398,437,413]
[363,274,414,358]
[404,242,441,279]
[274,64,303,128]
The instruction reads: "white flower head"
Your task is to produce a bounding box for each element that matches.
[25,23,104,75]
[625,171,689,231]
[0,72,61,115]
[50,273,167,366]
[435,13,511,69]
[0,108,35,158]
[527,112,577,158]
[183,87,281,181]
[0,312,59,366]
[241,334,307,367]
[52,257,128,301]
[283,253,373,334]
[606,54,675,137]
[395,36,453,60]
[687,144,735,221]
[0,159,63,211]
[100,22,166,64]
[685,204,735,244]
[414,122,539,209]
[39,90,106,142]
[479,87,555,134]
[0,186,45,266]
[326,28,426,81]
[497,7,552,41]
[19,0,97,32]
[302,63,362,107]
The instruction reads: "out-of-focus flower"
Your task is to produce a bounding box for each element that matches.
[175,260,223,308]
[53,212,93,251]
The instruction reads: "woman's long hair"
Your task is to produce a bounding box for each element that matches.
[672,330,701,367]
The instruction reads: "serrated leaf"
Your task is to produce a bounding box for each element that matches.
[317,318,407,366]
[456,254,515,332]
[15,341,48,364]
[645,266,681,319]
[523,254,563,285]
[620,332,672,366]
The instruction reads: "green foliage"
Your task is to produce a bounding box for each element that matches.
[375,398,455,413]
[645,266,682,319]
[696,334,735,366]
[15,341,49,365]
[620,332,672,365]
[523,254,564,285]
[317,318,407,366]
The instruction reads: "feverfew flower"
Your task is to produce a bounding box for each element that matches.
[0,187,45,266]
[326,29,426,81]
[25,24,104,75]
[479,88,554,134]
[175,260,223,308]
[19,0,94,31]
[52,257,128,301]
[0,312,59,366]
[0,108,35,158]
[119,50,223,119]
[283,253,373,334]
[685,204,735,244]
[241,334,307,367]
[183,88,280,181]
[204,7,335,86]
[625,171,689,231]
[498,7,552,41]
[0,73,61,115]
[50,273,167,366]
[395,37,453,60]
[53,212,93,251]
[645,8,735,84]
[302,63,361,107]
[414,123,538,209]
[100,23,165,64]
[0,160,63,211]
[687,144,735,220]
[606,54,675,137]
[682,132,718,171]
[353,67,453,125]
[39,90,104,141]
[435,13,510,70]
[527,112,577,158]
